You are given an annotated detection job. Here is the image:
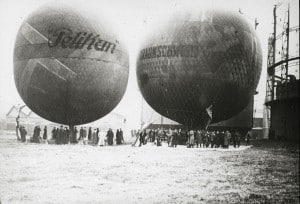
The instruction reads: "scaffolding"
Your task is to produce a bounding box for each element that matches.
[265,3,299,141]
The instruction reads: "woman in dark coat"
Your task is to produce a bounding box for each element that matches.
[119,129,124,144]
[74,127,79,143]
[33,125,41,143]
[96,128,99,144]
[107,128,114,145]
[51,127,56,139]
[57,126,64,144]
[43,126,47,140]
[63,127,69,144]
[116,129,120,144]
[88,127,92,141]
[79,127,84,140]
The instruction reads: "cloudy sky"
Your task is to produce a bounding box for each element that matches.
[0,0,298,129]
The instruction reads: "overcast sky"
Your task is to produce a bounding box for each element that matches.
[0,0,299,129]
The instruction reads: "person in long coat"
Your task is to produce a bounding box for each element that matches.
[79,127,84,141]
[150,130,155,142]
[139,130,145,147]
[171,129,179,147]
[56,127,60,144]
[119,129,124,144]
[201,131,206,147]
[220,131,225,148]
[55,128,59,141]
[224,131,231,148]
[107,128,114,145]
[211,131,216,148]
[83,127,88,144]
[98,130,106,146]
[215,131,221,148]
[203,131,209,147]
[83,127,87,139]
[43,126,47,140]
[195,130,201,148]
[51,127,56,140]
[64,127,69,144]
[88,127,92,141]
[91,129,98,145]
[245,131,251,146]
[232,131,237,148]
[178,129,183,145]
[166,129,172,147]
[157,129,163,146]
[74,127,79,143]
[96,128,100,144]
[83,127,88,145]
[57,126,64,145]
[20,126,27,142]
[188,130,195,148]
[116,129,120,145]
[33,125,41,143]
[236,131,241,147]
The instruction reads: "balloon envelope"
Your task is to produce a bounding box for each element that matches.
[137,9,262,128]
[14,6,129,125]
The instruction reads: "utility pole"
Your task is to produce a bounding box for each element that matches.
[285,3,290,84]
[271,5,277,100]
[283,3,290,138]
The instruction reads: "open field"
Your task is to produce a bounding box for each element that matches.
[0,130,299,203]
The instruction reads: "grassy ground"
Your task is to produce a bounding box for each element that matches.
[0,131,299,204]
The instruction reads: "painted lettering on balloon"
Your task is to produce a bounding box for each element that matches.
[48,28,116,54]
[139,39,239,60]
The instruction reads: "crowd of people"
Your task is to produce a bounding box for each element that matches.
[19,125,124,146]
[18,124,251,149]
[137,128,251,148]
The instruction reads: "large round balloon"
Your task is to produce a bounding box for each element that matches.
[14,6,129,125]
[137,9,262,128]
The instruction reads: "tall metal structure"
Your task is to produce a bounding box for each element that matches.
[265,3,299,141]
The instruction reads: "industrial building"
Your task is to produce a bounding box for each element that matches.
[265,4,299,142]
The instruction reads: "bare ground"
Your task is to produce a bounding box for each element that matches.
[0,131,299,204]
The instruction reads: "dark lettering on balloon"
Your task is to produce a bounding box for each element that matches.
[139,39,239,60]
[48,28,117,54]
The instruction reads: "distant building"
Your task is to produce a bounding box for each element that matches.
[86,112,126,133]
[4,105,59,135]
[251,117,263,139]
[146,116,183,130]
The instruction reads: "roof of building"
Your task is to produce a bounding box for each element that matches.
[6,105,28,118]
